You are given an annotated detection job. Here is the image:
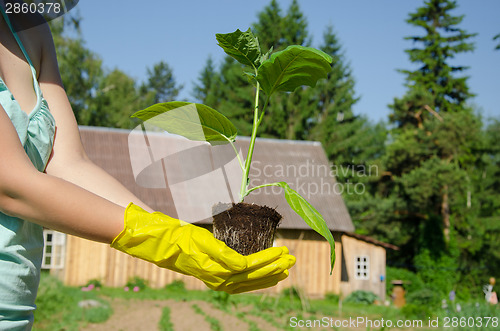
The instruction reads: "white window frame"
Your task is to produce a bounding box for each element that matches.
[355,255,370,280]
[41,230,66,269]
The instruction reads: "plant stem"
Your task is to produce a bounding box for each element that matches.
[257,96,270,127]
[224,136,245,172]
[242,182,281,199]
[239,81,261,201]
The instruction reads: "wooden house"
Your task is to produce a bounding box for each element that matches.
[43,126,396,299]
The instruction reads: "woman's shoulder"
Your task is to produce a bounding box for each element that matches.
[25,18,54,48]
[21,19,56,77]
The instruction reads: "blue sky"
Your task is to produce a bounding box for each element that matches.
[74,0,500,123]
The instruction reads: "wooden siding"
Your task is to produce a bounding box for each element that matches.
[273,230,342,297]
[339,234,386,300]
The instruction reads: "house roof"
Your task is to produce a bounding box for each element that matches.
[79,126,355,232]
[342,232,399,250]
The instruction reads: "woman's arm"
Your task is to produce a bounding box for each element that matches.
[0,105,124,243]
[0,21,152,243]
[37,22,154,214]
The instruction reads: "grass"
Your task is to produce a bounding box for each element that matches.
[192,303,223,331]
[158,306,174,331]
[33,273,500,330]
[33,272,113,330]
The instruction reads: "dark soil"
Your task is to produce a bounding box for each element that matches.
[212,202,282,255]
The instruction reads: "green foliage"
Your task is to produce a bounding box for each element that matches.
[164,280,187,293]
[281,286,302,300]
[49,14,103,124]
[414,247,459,297]
[125,276,148,291]
[401,303,435,320]
[256,45,332,96]
[192,304,222,331]
[400,0,476,113]
[343,290,380,305]
[87,68,154,128]
[401,287,442,320]
[82,304,113,324]
[406,287,442,308]
[386,267,425,297]
[84,279,103,289]
[324,293,340,303]
[438,302,500,330]
[281,0,310,47]
[212,57,256,136]
[252,0,309,53]
[355,1,497,293]
[495,33,500,50]
[158,306,175,331]
[131,102,237,144]
[34,273,73,323]
[192,56,220,106]
[144,61,183,103]
[210,291,233,311]
[216,28,262,68]
[34,273,112,330]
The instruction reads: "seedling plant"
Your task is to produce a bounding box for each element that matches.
[132,29,335,272]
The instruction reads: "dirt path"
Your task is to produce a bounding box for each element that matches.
[81,299,170,331]
[79,298,280,331]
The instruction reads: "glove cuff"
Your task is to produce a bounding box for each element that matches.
[110,202,136,249]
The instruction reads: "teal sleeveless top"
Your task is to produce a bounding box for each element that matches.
[0,7,56,330]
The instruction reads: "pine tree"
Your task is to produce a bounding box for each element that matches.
[254,0,313,139]
[378,0,480,286]
[281,0,310,47]
[216,57,255,136]
[192,56,219,106]
[392,0,476,126]
[88,69,151,128]
[144,61,183,103]
[310,26,360,164]
[212,0,313,137]
[251,0,283,52]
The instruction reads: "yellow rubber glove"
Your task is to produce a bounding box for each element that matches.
[111,203,296,294]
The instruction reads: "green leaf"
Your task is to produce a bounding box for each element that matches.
[256,45,332,96]
[259,46,274,63]
[131,102,237,145]
[249,182,336,273]
[216,29,262,68]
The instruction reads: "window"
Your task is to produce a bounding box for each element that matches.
[41,230,66,269]
[355,256,369,280]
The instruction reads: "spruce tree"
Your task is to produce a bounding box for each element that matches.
[392,0,476,127]
[254,0,312,139]
[211,0,313,137]
[310,25,361,165]
[89,69,153,128]
[251,0,283,52]
[192,56,219,106]
[144,61,183,103]
[378,0,479,288]
[281,0,310,47]
[217,57,255,136]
